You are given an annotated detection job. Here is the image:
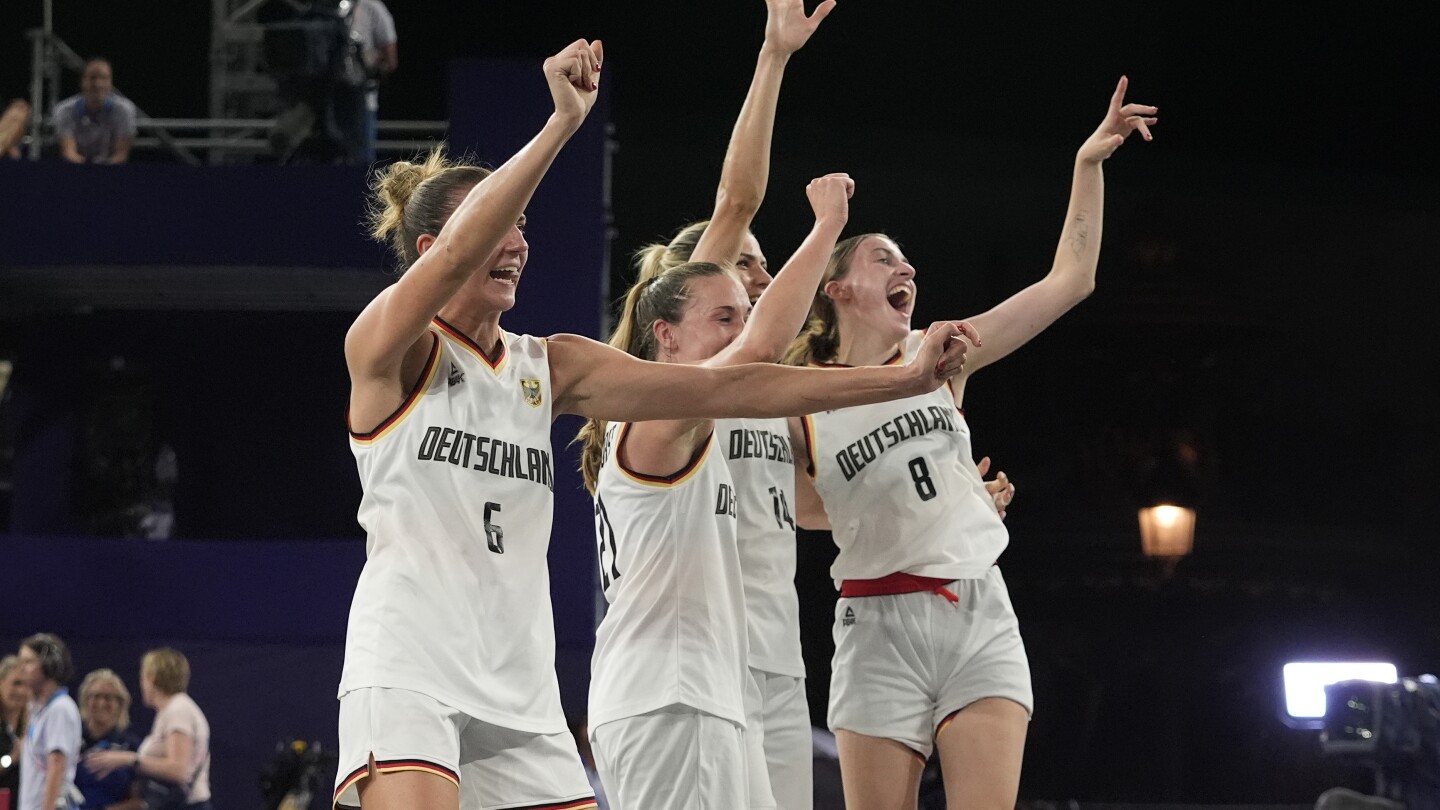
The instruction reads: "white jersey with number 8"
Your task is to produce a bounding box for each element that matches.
[802,330,1007,586]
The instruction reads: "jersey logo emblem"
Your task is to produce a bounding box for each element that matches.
[448,363,465,387]
[521,378,543,407]
[842,606,856,627]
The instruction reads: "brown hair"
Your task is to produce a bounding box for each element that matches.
[79,668,132,732]
[141,648,190,695]
[576,261,735,492]
[369,146,493,272]
[21,632,73,684]
[783,233,884,366]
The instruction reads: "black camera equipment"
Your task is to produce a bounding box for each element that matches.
[1322,676,1440,810]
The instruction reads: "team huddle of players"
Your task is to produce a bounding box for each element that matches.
[334,2,1156,809]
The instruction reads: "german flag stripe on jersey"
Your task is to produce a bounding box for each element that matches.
[332,758,460,806]
[936,707,964,737]
[433,316,508,373]
[808,348,904,369]
[349,333,441,444]
[503,798,600,810]
[800,413,819,478]
[615,423,713,488]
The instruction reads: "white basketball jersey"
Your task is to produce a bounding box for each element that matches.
[589,422,748,729]
[803,331,1008,585]
[717,417,805,678]
[341,319,565,734]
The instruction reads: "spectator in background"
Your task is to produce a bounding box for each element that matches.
[15,634,81,810]
[343,0,395,164]
[55,58,136,165]
[86,649,210,810]
[0,100,31,158]
[74,670,142,810]
[0,655,32,800]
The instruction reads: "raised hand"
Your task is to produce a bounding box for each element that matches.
[805,172,854,227]
[908,321,982,392]
[764,0,837,56]
[543,39,604,125]
[976,456,1015,519]
[1077,76,1157,164]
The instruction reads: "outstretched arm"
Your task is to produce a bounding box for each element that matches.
[717,173,851,364]
[626,175,851,477]
[550,322,972,423]
[346,39,603,382]
[961,76,1156,375]
[690,0,836,265]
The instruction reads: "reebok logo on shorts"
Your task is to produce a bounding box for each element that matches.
[842,606,856,626]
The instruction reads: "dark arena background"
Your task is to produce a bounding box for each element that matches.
[1,1,1436,808]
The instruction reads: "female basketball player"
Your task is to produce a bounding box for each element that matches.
[337,39,972,810]
[577,171,969,810]
[616,1,832,804]
[623,3,1008,803]
[782,77,1156,810]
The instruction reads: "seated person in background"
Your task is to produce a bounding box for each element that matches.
[75,670,142,810]
[55,58,136,164]
[0,100,30,158]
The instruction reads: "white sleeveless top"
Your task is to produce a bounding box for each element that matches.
[802,331,1008,585]
[341,319,565,733]
[588,422,748,729]
[717,417,805,678]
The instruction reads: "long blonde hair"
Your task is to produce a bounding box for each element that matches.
[0,655,29,732]
[631,220,710,283]
[369,146,492,272]
[782,233,883,366]
[576,261,735,492]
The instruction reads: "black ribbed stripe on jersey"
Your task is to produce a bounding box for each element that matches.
[616,422,711,483]
[348,332,439,438]
[500,797,600,810]
[433,315,505,368]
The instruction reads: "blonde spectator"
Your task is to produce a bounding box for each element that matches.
[85,650,210,810]
[75,670,142,810]
[0,655,32,799]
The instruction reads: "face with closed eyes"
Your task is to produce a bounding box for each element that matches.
[653,273,751,364]
[827,235,917,347]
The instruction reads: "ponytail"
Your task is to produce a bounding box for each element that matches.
[782,233,878,366]
[576,261,733,492]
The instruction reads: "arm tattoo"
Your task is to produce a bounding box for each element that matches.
[1069,210,1090,258]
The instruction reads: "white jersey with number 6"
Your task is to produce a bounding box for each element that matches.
[802,330,1007,585]
[341,319,565,734]
[589,422,748,730]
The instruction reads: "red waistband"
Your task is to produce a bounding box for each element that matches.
[841,572,959,603]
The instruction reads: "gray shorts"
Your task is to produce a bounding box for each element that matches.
[827,566,1032,759]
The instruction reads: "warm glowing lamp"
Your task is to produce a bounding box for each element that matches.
[1138,503,1196,560]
